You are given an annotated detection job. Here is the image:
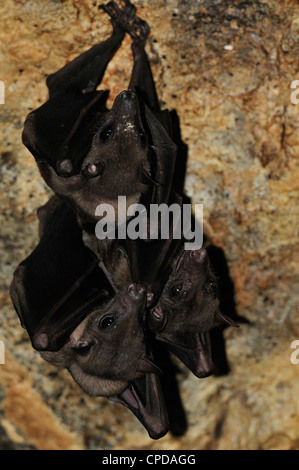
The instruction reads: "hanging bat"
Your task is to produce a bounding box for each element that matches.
[11,0,234,440]
[41,281,169,440]
[21,0,183,303]
[148,248,238,378]
[21,0,178,230]
[10,195,168,439]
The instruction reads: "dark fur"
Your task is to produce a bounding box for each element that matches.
[10,1,236,439]
[148,248,237,377]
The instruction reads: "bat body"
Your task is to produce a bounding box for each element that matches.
[41,282,169,440]
[22,2,177,229]
[10,195,168,438]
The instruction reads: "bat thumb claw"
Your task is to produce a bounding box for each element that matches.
[32,332,50,351]
[215,310,239,328]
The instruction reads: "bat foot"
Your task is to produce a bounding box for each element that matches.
[129,16,151,49]
[100,0,136,34]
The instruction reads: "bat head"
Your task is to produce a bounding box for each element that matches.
[148,248,237,377]
[81,90,150,197]
[40,282,169,439]
[40,283,149,393]
[149,248,221,333]
[23,90,152,224]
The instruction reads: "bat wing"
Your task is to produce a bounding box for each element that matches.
[123,192,183,301]
[22,2,139,176]
[10,197,114,351]
[122,102,183,299]
[22,89,110,175]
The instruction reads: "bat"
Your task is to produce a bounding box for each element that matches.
[21,0,178,230]
[10,195,168,438]
[12,1,178,439]
[41,282,169,440]
[148,248,238,378]
[10,0,238,440]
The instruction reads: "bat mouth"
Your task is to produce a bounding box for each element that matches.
[155,331,214,379]
[109,371,169,440]
[148,305,168,333]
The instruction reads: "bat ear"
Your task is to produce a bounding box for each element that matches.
[214,309,239,328]
[137,355,162,375]
[143,104,177,206]
[156,331,214,379]
[109,372,169,440]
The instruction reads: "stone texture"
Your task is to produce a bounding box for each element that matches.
[0,0,299,450]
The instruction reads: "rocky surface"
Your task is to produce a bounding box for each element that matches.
[0,0,299,450]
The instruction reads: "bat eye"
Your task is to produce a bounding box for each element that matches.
[99,314,116,330]
[100,125,113,142]
[171,283,183,296]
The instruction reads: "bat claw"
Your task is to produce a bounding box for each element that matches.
[32,332,50,351]
[128,17,151,46]
[100,0,136,33]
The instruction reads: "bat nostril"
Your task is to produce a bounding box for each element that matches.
[56,158,73,176]
[190,248,207,263]
[120,90,135,100]
[128,283,146,300]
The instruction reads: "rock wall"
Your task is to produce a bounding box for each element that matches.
[0,0,299,450]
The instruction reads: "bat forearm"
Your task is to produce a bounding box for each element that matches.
[46,28,125,97]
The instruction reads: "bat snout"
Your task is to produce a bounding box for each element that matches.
[190,247,207,264]
[113,90,139,114]
[127,283,146,300]
[117,89,138,104]
[180,248,207,266]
